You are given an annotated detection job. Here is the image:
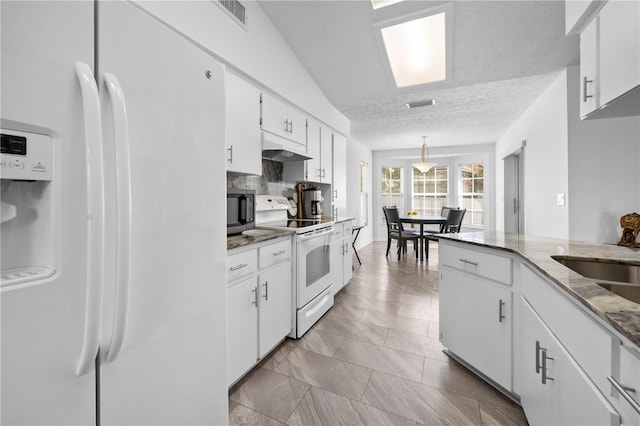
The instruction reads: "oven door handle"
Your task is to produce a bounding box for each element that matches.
[298,227,334,241]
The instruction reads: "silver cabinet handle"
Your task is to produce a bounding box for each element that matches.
[321,168,326,178]
[273,250,286,256]
[251,287,258,307]
[283,119,289,133]
[288,120,293,134]
[541,348,554,385]
[230,263,248,271]
[262,281,269,301]
[227,145,233,163]
[583,76,593,102]
[498,299,506,323]
[334,189,338,199]
[458,258,478,266]
[317,168,322,178]
[608,376,640,414]
[535,341,542,374]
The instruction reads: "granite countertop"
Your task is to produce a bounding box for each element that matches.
[438,231,640,347]
[333,216,356,224]
[227,228,295,251]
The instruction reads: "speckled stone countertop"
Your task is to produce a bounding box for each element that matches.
[227,229,294,251]
[438,231,640,347]
[334,216,356,224]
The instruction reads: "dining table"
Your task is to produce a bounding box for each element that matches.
[400,215,447,261]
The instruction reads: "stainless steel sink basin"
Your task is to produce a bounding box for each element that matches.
[552,256,640,285]
[552,256,640,304]
[597,282,640,304]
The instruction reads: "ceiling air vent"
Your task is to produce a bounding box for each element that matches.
[217,0,247,27]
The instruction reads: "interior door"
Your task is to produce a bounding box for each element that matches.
[504,149,524,234]
[97,2,227,424]
[1,2,96,424]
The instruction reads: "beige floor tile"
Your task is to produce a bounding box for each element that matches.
[259,339,297,370]
[296,329,346,357]
[421,357,517,410]
[479,400,529,426]
[326,300,366,321]
[275,348,372,400]
[313,313,389,346]
[229,401,285,426]
[359,308,430,335]
[332,338,424,382]
[229,367,309,423]
[362,371,482,425]
[287,386,416,426]
[384,330,449,362]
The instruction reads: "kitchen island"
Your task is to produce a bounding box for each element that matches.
[436,231,640,425]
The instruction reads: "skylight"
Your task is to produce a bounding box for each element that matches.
[371,0,404,10]
[380,12,446,88]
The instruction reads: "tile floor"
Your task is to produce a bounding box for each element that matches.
[229,241,529,425]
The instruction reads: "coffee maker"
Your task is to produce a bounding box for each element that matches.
[298,185,323,220]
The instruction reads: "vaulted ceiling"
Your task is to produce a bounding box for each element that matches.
[259,0,579,151]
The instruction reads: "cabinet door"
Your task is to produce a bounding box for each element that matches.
[225,72,261,175]
[227,276,258,386]
[306,120,322,181]
[287,107,306,146]
[599,0,640,106]
[261,92,288,137]
[342,223,353,286]
[519,298,620,426]
[320,128,333,184]
[439,267,512,389]
[333,133,347,216]
[580,16,598,117]
[258,261,292,358]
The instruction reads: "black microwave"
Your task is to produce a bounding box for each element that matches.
[227,188,255,235]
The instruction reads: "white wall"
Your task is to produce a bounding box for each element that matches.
[566,66,640,244]
[496,66,640,243]
[346,138,373,249]
[132,0,349,135]
[495,70,570,239]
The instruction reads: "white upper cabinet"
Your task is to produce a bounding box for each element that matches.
[261,92,307,150]
[565,0,606,35]
[598,0,640,107]
[303,120,332,184]
[225,71,262,175]
[577,0,640,119]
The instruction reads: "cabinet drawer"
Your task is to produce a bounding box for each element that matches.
[259,238,291,269]
[521,263,615,395]
[613,345,640,425]
[227,249,258,283]
[440,243,512,284]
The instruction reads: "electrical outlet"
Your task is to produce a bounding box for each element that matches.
[557,193,565,206]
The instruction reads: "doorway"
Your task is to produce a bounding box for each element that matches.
[504,148,524,234]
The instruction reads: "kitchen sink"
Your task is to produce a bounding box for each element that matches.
[552,256,640,285]
[597,282,640,304]
[552,256,640,304]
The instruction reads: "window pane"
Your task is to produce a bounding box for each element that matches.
[475,179,484,193]
[436,180,447,193]
[425,181,435,193]
[462,179,472,193]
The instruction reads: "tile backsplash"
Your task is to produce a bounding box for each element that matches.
[227,159,296,197]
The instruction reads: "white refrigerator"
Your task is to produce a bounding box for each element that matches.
[0,1,228,424]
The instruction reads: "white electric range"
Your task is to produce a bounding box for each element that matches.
[255,195,335,337]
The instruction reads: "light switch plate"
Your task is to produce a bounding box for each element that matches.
[557,193,566,206]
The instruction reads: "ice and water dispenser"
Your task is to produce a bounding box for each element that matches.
[1,129,54,287]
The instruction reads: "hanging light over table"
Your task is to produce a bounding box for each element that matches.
[412,136,437,174]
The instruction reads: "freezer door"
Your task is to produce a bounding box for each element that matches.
[97,2,227,425]
[0,2,96,425]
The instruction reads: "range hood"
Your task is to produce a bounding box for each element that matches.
[262,132,311,162]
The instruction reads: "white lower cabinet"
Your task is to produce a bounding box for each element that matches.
[227,237,292,386]
[331,220,353,293]
[440,266,512,390]
[519,297,620,426]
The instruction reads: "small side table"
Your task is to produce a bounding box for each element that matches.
[352,225,364,266]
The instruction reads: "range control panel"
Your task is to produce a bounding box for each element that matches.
[1,130,52,181]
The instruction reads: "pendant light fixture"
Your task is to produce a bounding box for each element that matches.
[412,136,437,174]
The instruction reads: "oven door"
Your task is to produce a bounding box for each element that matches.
[296,227,334,307]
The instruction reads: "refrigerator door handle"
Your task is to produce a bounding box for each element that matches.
[74,62,106,376]
[103,73,132,363]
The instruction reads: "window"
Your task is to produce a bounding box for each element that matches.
[381,166,402,211]
[412,165,448,215]
[460,163,484,226]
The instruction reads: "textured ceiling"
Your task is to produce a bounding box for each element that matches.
[259,0,579,151]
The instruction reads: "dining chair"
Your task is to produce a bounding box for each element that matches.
[382,206,420,260]
[439,206,459,232]
[423,208,467,259]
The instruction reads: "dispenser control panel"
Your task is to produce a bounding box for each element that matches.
[1,130,52,181]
